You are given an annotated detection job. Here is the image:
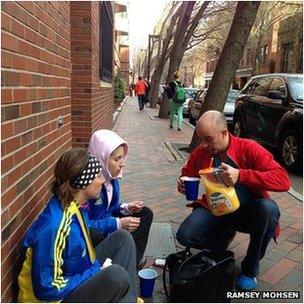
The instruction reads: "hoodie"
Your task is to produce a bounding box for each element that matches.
[86,130,129,234]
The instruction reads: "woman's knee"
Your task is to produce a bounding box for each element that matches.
[140,206,153,223]
[104,264,129,292]
[114,229,135,247]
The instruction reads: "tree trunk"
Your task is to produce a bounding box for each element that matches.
[149,3,182,108]
[159,2,196,118]
[189,1,261,151]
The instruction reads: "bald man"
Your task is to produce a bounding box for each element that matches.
[176,111,291,290]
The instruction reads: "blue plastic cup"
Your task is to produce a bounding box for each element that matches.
[138,268,157,298]
[181,176,200,200]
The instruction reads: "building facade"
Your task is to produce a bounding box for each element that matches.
[204,13,303,89]
[1,1,129,301]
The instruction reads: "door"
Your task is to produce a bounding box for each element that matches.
[245,77,273,138]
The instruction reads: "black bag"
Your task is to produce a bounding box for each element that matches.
[163,249,234,303]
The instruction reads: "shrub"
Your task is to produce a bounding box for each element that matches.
[113,70,126,103]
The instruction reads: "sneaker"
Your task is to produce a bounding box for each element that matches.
[137,297,144,303]
[236,273,257,290]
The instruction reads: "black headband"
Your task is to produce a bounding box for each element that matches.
[69,155,102,189]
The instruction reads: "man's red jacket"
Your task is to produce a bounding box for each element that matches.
[182,134,291,241]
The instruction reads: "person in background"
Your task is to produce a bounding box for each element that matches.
[135,76,148,110]
[88,129,153,269]
[18,148,138,303]
[165,70,184,131]
[176,111,291,291]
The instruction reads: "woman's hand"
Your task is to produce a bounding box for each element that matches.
[127,201,144,213]
[120,217,140,232]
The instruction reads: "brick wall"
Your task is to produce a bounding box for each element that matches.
[70,1,114,149]
[1,2,71,302]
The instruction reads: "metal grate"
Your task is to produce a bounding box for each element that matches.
[144,222,177,258]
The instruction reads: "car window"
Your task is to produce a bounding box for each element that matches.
[251,77,272,96]
[241,79,257,94]
[268,78,287,98]
[288,76,303,102]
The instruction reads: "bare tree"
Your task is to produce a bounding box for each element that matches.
[158,1,210,118]
[148,2,182,108]
[189,1,261,150]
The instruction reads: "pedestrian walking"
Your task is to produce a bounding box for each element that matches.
[135,76,148,110]
[176,111,291,291]
[165,70,185,131]
[17,148,138,303]
[88,129,153,268]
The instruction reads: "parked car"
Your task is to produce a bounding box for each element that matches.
[188,89,240,129]
[233,73,303,172]
[183,87,199,116]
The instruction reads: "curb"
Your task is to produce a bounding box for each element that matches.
[113,97,128,125]
[287,188,303,202]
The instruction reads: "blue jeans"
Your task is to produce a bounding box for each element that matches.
[138,95,145,110]
[176,198,280,277]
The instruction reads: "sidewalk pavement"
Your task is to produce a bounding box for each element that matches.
[114,97,303,303]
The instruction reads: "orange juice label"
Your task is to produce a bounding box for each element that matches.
[199,168,240,216]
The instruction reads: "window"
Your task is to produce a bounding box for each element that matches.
[268,78,287,98]
[281,42,293,72]
[100,2,114,82]
[251,77,272,96]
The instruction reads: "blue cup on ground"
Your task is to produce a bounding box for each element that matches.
[181,176,200,200]
[138,268,157,298]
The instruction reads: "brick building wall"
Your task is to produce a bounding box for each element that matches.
[1,2,71,302]
[1,1,117,302]
[70,1,114,149]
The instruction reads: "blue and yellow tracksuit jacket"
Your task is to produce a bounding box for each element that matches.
[87,180,122,234]
[18,196,101,302]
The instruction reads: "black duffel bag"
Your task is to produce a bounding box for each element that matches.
[163,249,234,303]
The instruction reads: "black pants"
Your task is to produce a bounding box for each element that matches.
[91,206,153,265]
[63,230,137,303]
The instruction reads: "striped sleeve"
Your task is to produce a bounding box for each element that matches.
[31,210,100,301]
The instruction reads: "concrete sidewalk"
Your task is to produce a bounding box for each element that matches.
[114,97,303,303]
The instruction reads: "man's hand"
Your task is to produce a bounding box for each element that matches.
[177,177,185,194]
[219,163,239,186]
[128,201,144,213]
[120,217,140,232]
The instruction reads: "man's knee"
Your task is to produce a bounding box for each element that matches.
[255,199,280,223]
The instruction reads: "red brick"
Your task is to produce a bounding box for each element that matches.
[13,89,27,102]
[1,155,14,174]
[1,122,13,140]
[259,258,297,284]
[1,89,13,104]
[19,103,32,117]
[11,19,25,39]
[1,12,11,31]
[1,32,19,52]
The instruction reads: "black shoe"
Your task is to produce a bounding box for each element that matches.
[169,125,173,129]
[178,128,181,131]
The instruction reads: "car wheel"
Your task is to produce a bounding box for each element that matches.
[280,129,302,172]
[233,118,244,137]
[188,112,196,126]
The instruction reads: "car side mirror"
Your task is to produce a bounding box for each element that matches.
[267,90,286,101]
